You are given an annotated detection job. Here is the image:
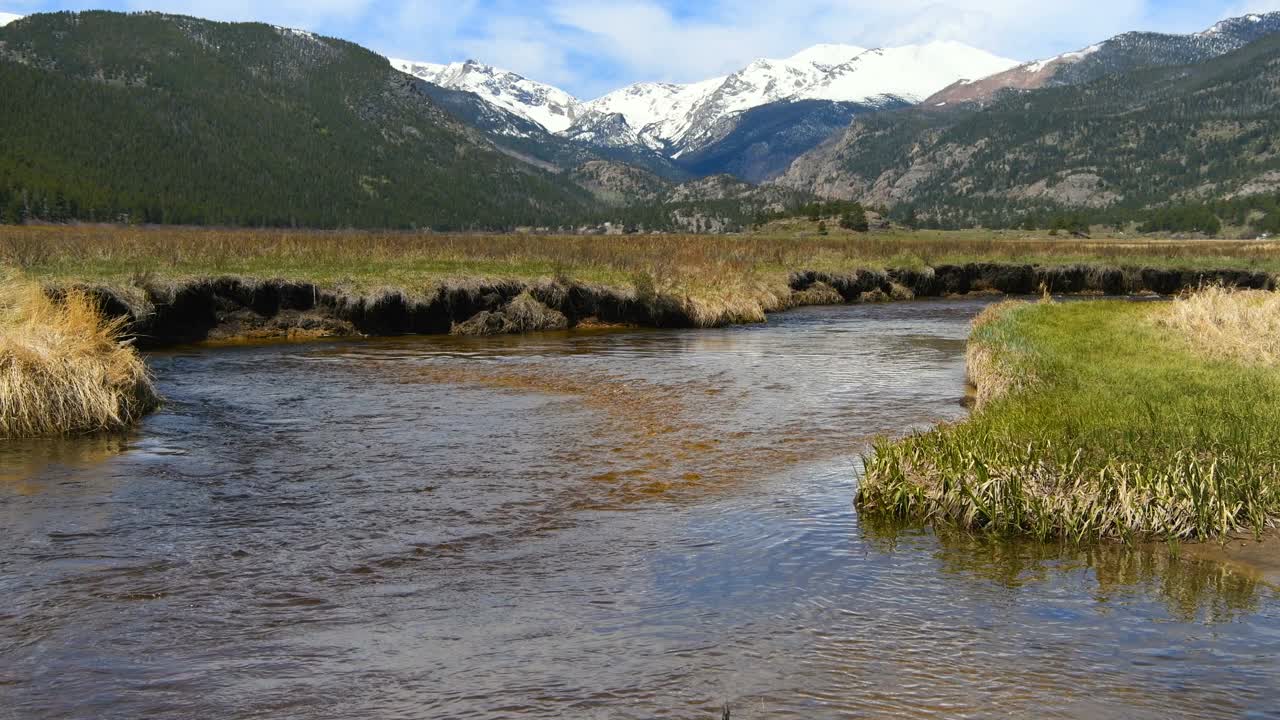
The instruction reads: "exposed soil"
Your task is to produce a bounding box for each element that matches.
[78,263,1276,348]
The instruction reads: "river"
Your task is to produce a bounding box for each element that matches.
[2,299,1277,719]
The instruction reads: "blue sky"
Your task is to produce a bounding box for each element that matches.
[1,0,1275,97]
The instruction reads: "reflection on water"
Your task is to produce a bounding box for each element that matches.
[864,521,1267,624]
[1,299,1277,720]
[0,435,133,493]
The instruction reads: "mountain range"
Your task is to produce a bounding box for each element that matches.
[393,43,1018,180]
[3,9,1280,232]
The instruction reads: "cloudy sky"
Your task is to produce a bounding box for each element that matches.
[0,0,1275,97]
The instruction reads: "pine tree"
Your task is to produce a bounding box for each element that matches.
[839,203,869,232]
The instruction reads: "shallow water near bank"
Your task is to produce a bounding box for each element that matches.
[2,299,1278,719]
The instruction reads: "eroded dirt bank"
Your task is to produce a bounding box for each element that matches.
[77,263,1276,348]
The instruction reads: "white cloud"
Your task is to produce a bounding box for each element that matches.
[4,0,1265,97]
[543,0,1160,88]
[1224,1,1280,17]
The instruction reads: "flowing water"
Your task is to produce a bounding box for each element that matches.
[2,300,1278,719]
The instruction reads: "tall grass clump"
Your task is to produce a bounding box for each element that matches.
[0,272,160,438]
[1159,285,1280,366]
[858,293,1280,541]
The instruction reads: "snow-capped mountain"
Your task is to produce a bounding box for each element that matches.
[585,42,1018,154]
[390,58,581,133]
[927,11,1280,106]
[560,111,650,150]
[0,12,23,26]
[391,41,1016,157]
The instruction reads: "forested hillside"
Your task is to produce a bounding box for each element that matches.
[780,32,1280,229]
[0,11,596,229]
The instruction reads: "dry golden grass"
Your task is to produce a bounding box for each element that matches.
[5,224,1280,333]
[6,224,1280,292]
[1159,286,1280,366]
[0,271,160,438]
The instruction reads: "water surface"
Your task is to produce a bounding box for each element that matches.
[2,300,1277,719]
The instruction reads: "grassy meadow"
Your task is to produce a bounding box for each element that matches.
[5,224,1280,296]
[858,288,1280,541]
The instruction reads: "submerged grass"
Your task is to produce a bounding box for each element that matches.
[857,290,1280,541]
[0,271,160,438]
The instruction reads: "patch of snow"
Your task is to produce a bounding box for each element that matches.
[1022,43,1101,74]
[1061,43,1102,61]
[391,57,582,134]
[272,25,319,42]
[801,42,1018,104]
[785,43,868,66]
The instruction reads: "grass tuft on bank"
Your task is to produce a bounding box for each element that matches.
[857,290,1280,541]
[1159,285,1280,366]
[0,272,160,438]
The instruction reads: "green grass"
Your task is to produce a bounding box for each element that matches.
[857,297,1280,541]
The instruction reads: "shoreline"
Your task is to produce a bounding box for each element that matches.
[856,294,1280,542]
[71,263,1276,349]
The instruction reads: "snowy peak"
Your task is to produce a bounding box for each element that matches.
[0,12,23,27]
[558,111,651,150]
[1200,12,1271,37]
[802,42,1019,102]
[585,41,1017,152]
[391,57,582,133]
[585,77,725,147]
[785,43,869,66]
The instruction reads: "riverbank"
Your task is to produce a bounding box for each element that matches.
[857,288,1280,541]
[0,273,159,439]
[38,263,1278,347]
[5,226,1279,346]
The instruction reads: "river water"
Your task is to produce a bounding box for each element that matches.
[2,300,1278,719]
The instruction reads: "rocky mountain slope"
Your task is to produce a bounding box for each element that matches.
[568,161,669,204]
[927,12,1280,107]
[673,98,911,183]
[778,29,1280,225]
